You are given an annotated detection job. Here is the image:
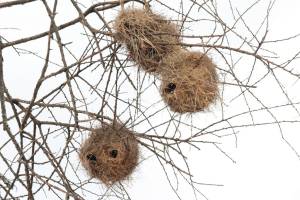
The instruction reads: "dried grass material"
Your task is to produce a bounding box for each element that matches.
[113,8,180,73]
[160,50,219,113]
[79,123,139,185]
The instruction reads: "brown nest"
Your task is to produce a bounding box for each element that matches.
[113,8,180,73]
[160,50,219,113]
[79,122,139,185]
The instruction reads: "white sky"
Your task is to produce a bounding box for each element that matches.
[0,0,300,200]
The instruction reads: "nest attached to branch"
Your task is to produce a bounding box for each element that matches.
[160,50,219,113]
[79,122,139,185]
[113,8,180,73]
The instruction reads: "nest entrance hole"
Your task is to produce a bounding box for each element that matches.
[86,154,97,161]
[110,149,118,158]
[165,82,176,94]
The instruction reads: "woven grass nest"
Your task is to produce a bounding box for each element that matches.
[113,8,180,73]
[79,122,139,185]
[160,50,219,113]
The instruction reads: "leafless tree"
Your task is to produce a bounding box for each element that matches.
[0,0,300,199]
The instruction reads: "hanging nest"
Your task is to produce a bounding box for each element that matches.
[113,8,181,73]
[79,122,139,185]
[160,50,219,113]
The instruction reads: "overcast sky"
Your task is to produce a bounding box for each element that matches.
[1,0,300,200]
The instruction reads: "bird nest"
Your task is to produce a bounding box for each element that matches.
[79,122,139,185]
[113,8,180,73]
[160,50,219,113]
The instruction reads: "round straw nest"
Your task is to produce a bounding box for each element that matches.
[160,50,219,113]
[79,122,139,185]
[113,8,180,73]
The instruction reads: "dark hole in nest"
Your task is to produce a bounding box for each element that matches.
[145,47,158,58]
[86,154,97,161]
[110,149,118,158]
[165,83,176,94]
[124,22,130,29]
